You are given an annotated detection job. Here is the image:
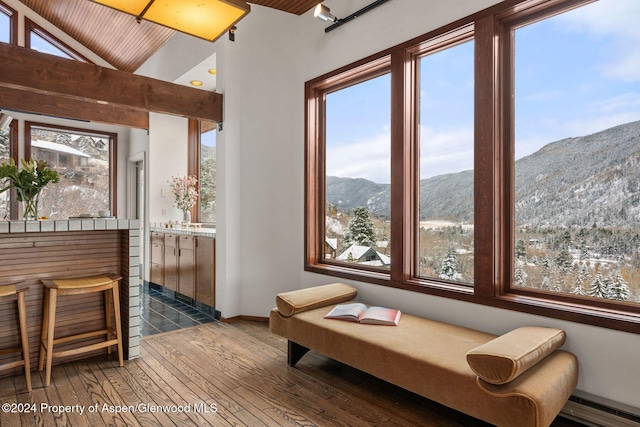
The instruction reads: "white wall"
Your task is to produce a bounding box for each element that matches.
[147,113,189,223]
[211,0,640,410]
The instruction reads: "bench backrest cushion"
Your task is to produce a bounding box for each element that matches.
[276,283,357,317]
[466,326,566,384]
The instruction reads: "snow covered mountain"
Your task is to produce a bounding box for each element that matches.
[327,120,640,227]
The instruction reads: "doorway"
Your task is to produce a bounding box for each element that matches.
[128,153,146,276]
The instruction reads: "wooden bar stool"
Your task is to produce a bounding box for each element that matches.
[0,284,31,392]
[38,275,123,387]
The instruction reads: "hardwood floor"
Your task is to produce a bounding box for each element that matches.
[0,320,586,427]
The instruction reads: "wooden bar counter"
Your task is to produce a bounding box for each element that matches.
[0,219,141,379]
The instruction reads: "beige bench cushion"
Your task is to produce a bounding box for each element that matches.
[276,283,357,317]
[466,326,566,385]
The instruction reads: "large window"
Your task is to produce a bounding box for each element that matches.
[306,0,640,333]
[417,35,475,284]
[0,1,16,44]
[325,73,391,269]
[25,19,90,62]
[508,0,640,305]
[189,119,217,225]
[199,124,217,224]
[26,123,115,219]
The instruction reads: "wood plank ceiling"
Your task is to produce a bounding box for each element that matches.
[16,0,319,73]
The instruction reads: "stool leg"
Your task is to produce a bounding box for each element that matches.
[105,289,112,355]
[111,284,124,367]
[38,288,50,372]
[17,291,31,393]
[44,288,57,387]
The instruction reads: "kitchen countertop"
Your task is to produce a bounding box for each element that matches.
[0,218,140,233]
[150,226,216,238]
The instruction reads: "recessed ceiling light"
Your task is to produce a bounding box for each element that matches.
[208,69,217,75]
[190,80,203,87]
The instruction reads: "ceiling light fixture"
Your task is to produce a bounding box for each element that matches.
[190,80,204,87]
[314,0,390,33]
[91,0,250,42]
[313,4,337,22]
[208,69,217,75]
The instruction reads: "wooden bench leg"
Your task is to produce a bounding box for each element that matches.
[288,341,309,367]
[44,288,57,387]
[17,290,31,393]
[111,283,124,367]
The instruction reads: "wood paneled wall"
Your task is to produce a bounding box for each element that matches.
[0,230,131,378]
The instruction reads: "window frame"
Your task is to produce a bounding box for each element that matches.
[306,54,393,286]
[188,118,217,226]
[24,18,92,63]
[305,0,640,334]
[0,0,17,44]
[1,119,18,219]
[25,121,117,217]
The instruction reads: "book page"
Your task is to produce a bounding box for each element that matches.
[360,306,401,325]
[324,303,367,321]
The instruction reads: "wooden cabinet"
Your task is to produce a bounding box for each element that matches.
[196,237,215,307]
[163,233,178,292]
[149,231,215,308]
[150,232,164,286]
[178,235,195,298]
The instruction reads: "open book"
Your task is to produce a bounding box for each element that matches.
[324,303,401,326]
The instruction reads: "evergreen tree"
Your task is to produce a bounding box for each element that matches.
[580,240,588,260]
[571,264,588,296]
[515,239,526,261]
[555,249,573,273]
[541,276,550,290]
[514,262,527,287]
[439,248,460,281]
[199,155,216,223]
[588,274,610,299]
[608,272,630,301]
[344,207,376,247]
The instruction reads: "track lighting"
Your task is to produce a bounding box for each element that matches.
[314,0,390,33]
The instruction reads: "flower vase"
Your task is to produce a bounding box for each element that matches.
[17,188,40,221]
[182,209,191,224]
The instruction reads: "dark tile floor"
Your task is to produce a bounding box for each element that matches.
[140,285,216,337]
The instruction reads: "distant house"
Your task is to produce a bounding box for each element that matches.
[337,245,391,267]
[32,139,90,170]
[325,238,338,259]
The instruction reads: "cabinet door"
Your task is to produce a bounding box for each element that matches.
[150,233,164,286]
[150,262,163,286]
[196,237,215,307]
[151,242,163,265]
[178,235,195,298]
[163,242,178,292]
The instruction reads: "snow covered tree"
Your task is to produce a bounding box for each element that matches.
[344,207,376,247]
[541,276,550,290]
[514,262,527,287]
[608,271,630,301]
[515,239,526,261]
[571,264,588,296]
[439,248,460,281]
[588,274,610,299]
[555,249,573,273]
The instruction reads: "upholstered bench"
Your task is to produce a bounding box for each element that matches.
[269,283,579,427]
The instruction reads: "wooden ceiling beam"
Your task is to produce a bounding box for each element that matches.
[0,42,222,123]
[0,86,149,129]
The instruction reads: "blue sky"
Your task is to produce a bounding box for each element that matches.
[326,0,640,183]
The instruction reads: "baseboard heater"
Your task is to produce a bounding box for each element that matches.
[561,395,640,427]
